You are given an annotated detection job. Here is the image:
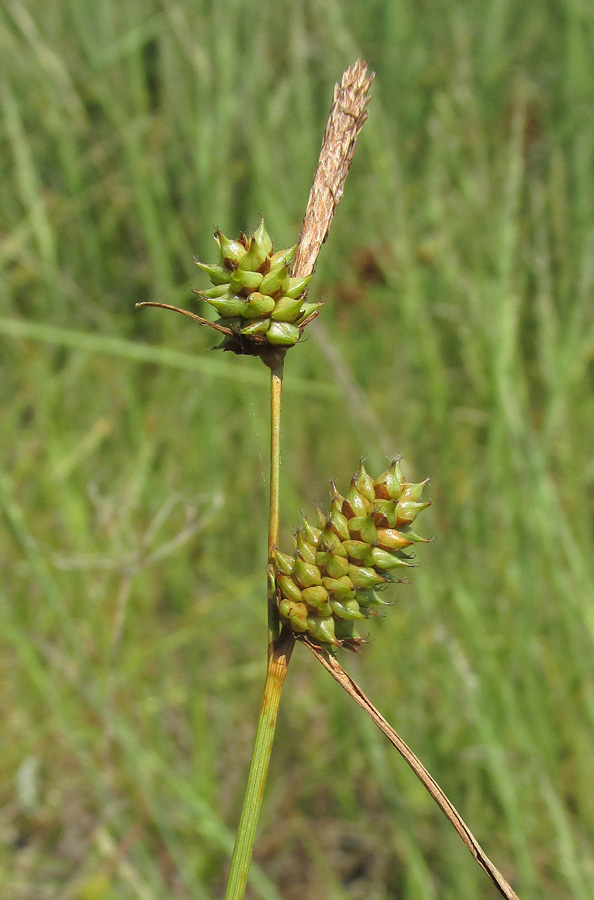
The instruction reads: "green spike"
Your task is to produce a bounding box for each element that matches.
[229,269,264,294]
[252,217,273,256]
[330,598,365,621]
[295,301,323,324]
[203,292,246,317]
[269,245,296,268]
[372,499,399,528]
[330,480,342,502]
[201,283,230,299]
[328,507,350,542]
[343,481,369,518]
[195,260,230,285]
[266,321,300,346]
[274,549,295,575]
[215,230,246,267]
[365,547,412,570]
[239,317,271,336]
[318,526,344,554]
[395,499,431,526]
[240,292,276,318]
[375,528,413,551]
[270,296,304,322]
[315,506,326,530]
[333,619,362,641]
[354,460,376,504]
[400,478,431,503]
[302,585,330,610]
[318,600,333,617]
[238,234,269,271]
[301,516,321,547]
[374,459,404,500]
[347,514,378,545]
[320,553,350,579]
[392,458,406,486]
[285,274,312,299]
[274,464,431,646]
[321,575,355,601]
[293,557,323,589]
[341,539,369,562]
[259,262,290,296]
[277,575,303,604]
[279,599,308,633]
[405,528,432,543]
[307,614,339,646]
[295,531,317,566]
[382,571,410,583]
[356,588,394,608]
[347,564,386,589]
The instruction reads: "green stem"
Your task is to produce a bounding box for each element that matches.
[224,353,293,900]
[267,357,284,643]
[223,632,294,900]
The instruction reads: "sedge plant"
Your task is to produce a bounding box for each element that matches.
[139,61,520,900]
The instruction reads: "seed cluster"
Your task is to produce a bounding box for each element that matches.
[275,460,431,649]
[195,218,321,349]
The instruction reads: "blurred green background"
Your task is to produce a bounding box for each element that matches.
[2,1,594,898]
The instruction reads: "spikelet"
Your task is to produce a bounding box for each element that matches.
[275,460,431,650]
[194,218,322,353]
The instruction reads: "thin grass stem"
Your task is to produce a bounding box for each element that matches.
[303,636,520,900]
[223,631,294,900]
[223,354,292,900]
[267,358,284,643]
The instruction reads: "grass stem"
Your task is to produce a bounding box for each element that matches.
[223,354,292,900]
[267,357,284,643]
[223,631,294,900]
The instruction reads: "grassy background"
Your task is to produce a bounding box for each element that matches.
[2,1,594,898]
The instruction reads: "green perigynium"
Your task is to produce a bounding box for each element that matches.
[275,459,431,649]
[194,218,322,352]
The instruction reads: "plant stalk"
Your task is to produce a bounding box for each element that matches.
[267,357,284,643]
[223,631,293,900]
[303,636,520,900]
[224,355,293,900]
[224,60,373,900]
